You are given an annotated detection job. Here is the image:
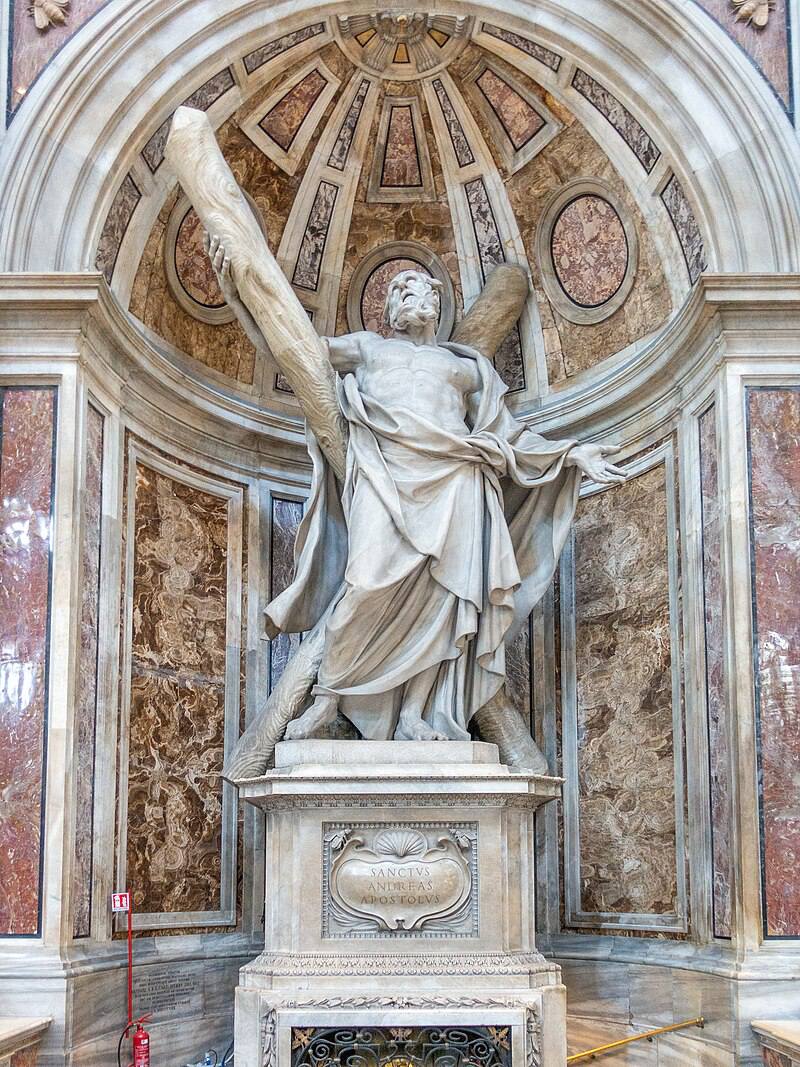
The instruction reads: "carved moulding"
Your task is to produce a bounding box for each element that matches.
[245,950,552,977]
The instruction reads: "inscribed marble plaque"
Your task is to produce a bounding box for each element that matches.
[322,822,478,938]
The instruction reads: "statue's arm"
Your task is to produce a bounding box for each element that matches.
[322,331,376,374]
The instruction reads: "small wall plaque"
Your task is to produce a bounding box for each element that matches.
[322,821,478,938]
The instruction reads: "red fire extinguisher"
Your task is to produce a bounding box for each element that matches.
[132,1020,151,1067]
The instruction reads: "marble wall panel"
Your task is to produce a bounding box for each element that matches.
[328,79,371,171]
[699,405,733,938]
[571,69,661,173]
[243,23,326,76]
[292,181,339,291]
[431,79,475,167]
[475,67,545,150]
[479,22,562,72]
[551,195,628,308]
[269,497,304,691]
[505,115,672,383]
[506,620,532,729]
[125,463,230,916]
[691,0,791,109]
[142,68,235,172]
[174,207,225,308]
[661,174,707,285]
[71,404,104,939]
[464,177,526,392]
[747,387,800,937]
[259,69,328,152]
[381,106,422,187]
[569,465,680,919]
[96,173,141,284]
[0,387,56,936]
[7,0,105,120]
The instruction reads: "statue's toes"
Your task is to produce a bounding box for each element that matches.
[284,719,310,741]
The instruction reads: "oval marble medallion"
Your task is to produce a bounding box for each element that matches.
[550,194,628,309]
[361,257,431,337]
[174,207,226,309]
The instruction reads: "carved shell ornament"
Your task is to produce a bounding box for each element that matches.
[30,0,69,30]
[730,0,773,27]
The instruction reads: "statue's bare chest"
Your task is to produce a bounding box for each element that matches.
[358,342,472,399]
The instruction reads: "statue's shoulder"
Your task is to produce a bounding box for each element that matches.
[441,340,486,363]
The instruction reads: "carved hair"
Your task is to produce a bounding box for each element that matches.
[383,269,443,328]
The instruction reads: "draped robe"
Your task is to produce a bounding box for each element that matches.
[265,341,581,740]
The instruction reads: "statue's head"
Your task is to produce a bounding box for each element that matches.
[384,270,442,334]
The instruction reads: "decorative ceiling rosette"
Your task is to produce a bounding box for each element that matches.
[335,11,473,79]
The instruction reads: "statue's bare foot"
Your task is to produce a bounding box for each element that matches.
[284,695,338,740]
[395,712,449,742]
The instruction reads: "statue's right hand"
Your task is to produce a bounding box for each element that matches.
[204,231,240,307]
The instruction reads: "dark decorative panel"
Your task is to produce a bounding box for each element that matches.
[243,23,326,75]
[0,387,56,935]
[293,182,339,291]
[142,68,235,172]
[431,78,475,167]
[661,174,707,284]
[699,405,733,938]
[571,69,661,173]
[464,178,525,392]
[72,404,104,938]
[747,387,800,938]
[95,173,141,284]
[328,79,371,170]
[480,22,562,71]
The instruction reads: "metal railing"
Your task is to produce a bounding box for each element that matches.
[566,1017,705,1063]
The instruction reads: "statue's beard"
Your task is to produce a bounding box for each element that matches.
[392,295,438,332]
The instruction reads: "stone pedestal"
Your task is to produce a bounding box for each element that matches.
[234,740,566,1067]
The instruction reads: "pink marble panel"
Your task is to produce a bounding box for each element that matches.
[381,106,422,188]
[476,67,545,150]
[551,195,628,308]
[125,463,230,915]
[270,497,303,690]
[259,69,328,152]
[360,258,430,337]
[174,207,225,309]
[10,1045,41,1067]
[763,1048,794,1067]
[572,465,679,917]
[0,387,56,935]
[699,405,733,938]
[71,404,103,939]
[747,387,800,937]
[8,0,105,119]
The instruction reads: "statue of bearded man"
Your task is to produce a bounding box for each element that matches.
[210,243,625,745]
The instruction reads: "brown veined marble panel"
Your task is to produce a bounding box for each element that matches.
[381,106,423,187]
[7,0,105,120]
[71,404,104,939]
[571,465,679,917]
[259,69,328,151]
[475,67,545,150]
[551,195,628,308]
[269,497,304,691]
[126,463,230,915]
[0,387,56,936]
[691,0,791,108]
[699,405,733,938]
[503,103,672,383]
[747,387,800,938]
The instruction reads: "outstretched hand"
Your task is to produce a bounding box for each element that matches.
[567,443,627,485]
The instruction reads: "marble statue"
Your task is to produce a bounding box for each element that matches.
[164,106,626,776]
